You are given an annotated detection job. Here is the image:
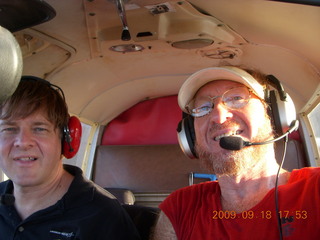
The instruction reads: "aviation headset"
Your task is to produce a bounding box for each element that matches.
[20,76,82,159]
[176,67,297,159]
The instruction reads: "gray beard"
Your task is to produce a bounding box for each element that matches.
[196,143,272,176]
[195,116,275,177]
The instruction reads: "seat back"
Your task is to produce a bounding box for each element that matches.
[123,205,159,240]
[93,139,308,207]
[275,138,308,171]
[92,144,211,207]
[104,188,136,205]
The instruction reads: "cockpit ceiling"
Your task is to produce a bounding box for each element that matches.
[8,0,320,124]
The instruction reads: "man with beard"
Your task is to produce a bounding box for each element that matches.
[152,66,320,240]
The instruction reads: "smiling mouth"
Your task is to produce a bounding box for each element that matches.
[15,157,37,161]
[214,130,243,141]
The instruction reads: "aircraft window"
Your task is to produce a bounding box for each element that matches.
[63,120,100,179]
[1,172,8,182]
[306,101,320,164]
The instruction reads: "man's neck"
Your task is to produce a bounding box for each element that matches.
[13,168,74,220]
[217,159,290,213]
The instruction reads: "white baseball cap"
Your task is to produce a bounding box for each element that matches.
[178,66,265,113]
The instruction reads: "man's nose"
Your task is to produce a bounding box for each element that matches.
[208,100,233,124]
[14,129,34,149]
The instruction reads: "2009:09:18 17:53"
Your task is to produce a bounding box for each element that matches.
[212,210,308,220]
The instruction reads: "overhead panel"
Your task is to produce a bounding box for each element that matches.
[84,0,247,58]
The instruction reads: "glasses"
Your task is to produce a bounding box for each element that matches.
[186,87,252,117]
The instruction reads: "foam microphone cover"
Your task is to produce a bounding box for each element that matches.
[219,136,245,150]
[121,29,131,41]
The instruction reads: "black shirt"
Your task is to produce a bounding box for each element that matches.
[0,165,141,240]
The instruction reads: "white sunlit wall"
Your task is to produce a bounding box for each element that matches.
[63,119,102,179]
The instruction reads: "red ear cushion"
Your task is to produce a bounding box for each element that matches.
[63,116,82,159]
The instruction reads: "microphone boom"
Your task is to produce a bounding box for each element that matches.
[219,120,299,151]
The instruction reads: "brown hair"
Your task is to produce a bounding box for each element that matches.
[0,76,69,136]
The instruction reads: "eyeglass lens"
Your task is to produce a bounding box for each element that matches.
[189,87,250,117]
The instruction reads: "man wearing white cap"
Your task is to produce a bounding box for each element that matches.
[152,66,320,240]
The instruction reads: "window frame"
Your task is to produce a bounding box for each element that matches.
[299,85,320,167]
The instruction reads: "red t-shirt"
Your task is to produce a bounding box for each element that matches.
[160,167,320,240]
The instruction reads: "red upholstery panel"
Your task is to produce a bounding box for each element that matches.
[102,95,181,145]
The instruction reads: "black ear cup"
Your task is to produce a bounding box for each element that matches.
[177,114,197,159]
[62,116,82,159]
[266,75,297,135]
[269,90,283,135]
